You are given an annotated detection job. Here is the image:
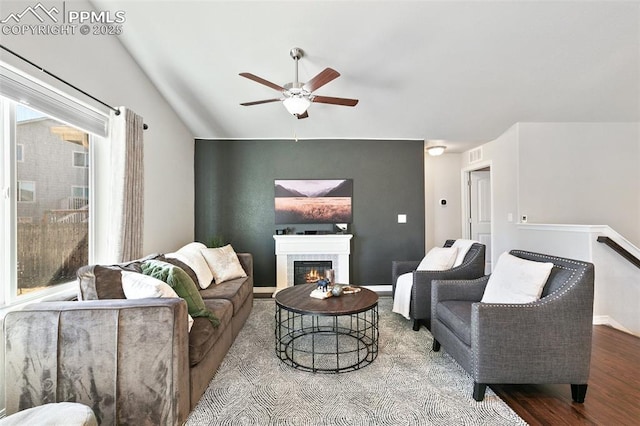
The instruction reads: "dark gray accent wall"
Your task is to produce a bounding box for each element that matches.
[194,139,424,286]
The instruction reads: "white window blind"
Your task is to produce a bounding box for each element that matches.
[0,62,109,137]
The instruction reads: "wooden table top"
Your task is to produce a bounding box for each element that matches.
[275,284,378,316]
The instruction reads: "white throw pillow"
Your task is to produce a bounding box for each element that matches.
[121,270,178,299]
[481,252,554,304]
[121,271,194,331]
[451,239,478,267]
[200,244,247,284]
[165,242,214,289]
[417,246,458,271]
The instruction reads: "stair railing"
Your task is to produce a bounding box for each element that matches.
[597,236,640,269]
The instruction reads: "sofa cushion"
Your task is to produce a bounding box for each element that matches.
[200,245,247,284]
[76,254,163,300]
[436,300,473,346]
[189,299,233,366]
[78,264,140,300]
[152,254,199,290]
[90,265,129,299]
[121,271,194,332]
[141,260,220,327]
[165,242,214,289]
[198,275,253,315]
[121,271,179,299]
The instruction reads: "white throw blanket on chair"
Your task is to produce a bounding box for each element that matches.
[392,240,478,321]
[392,272,413,320]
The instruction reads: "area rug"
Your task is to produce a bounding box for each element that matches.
[186,297,526,425]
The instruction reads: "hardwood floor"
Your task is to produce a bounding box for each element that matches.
[492,325,640,425]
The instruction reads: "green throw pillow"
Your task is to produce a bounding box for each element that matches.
[141,259,220,327]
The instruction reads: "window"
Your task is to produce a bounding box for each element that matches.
[1,63,109,305]
[73,151,89,168]
[72,186,89,200]
[11,105,91,296]
[17,180,35,202]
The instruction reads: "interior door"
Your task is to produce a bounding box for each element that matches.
[469,169,492,273]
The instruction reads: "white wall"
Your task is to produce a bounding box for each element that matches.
[424,150,462,250]
[517,224,640,335]
[0,0,195,255]
[512,120,640,332]
[458,121,640,261]
[460,124,520,267]
[428,125,522,268]
[455,122,640,335]
[590,230,640,334]
[518,123,640,246]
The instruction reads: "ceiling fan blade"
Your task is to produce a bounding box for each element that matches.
[296,111,309,119]
[239,73,286,92]
[303,68,340,92]
[312,96,359,107]
[240,98,282,106]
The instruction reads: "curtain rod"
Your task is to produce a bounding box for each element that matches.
[0,44,148,130]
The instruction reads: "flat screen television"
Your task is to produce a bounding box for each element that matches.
[274,179,353,224]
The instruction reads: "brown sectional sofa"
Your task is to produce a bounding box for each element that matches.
[3,252,253,425]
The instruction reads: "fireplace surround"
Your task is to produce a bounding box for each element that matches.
[273,234,352,294]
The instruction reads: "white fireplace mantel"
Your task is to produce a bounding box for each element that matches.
[273,234,353,294]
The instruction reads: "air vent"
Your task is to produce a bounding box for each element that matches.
[469,147,483,163]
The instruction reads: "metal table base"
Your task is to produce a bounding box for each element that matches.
[275,303,378,373]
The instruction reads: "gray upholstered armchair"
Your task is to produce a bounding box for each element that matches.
[392,240,486,331]
[431,250,595,402]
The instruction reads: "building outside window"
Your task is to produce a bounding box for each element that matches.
[10,104,91,295]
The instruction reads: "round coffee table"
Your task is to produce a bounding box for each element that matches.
[275,283,379,373]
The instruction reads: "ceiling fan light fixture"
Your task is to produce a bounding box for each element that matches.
[240,47,358,119]
[283,96,311,115]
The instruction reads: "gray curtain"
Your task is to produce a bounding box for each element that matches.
[108,108,144,262]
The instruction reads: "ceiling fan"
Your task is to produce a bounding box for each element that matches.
[239,47,359,119]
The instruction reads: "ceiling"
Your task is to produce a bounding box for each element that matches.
[93,0,639,152]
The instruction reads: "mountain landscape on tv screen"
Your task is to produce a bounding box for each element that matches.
[274,180,352,224]
[275,179,352,198]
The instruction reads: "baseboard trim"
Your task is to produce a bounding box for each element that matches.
[593,315,636,336]
[361,284,392,295]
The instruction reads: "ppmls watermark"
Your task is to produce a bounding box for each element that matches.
[1,2,125,36]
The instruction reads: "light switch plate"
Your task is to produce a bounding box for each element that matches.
[398,214,407,224]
